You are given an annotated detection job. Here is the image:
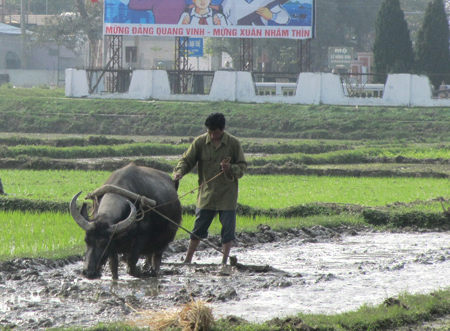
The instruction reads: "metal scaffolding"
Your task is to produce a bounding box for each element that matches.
[106,35,126,93]
[174,37,189,93]
[87,35,131,94]
[297,39,311,73]
[239,38,253,71]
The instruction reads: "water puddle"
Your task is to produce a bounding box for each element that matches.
[204,232,450,321]
[2,230,450,329]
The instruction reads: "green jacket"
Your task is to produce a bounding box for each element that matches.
[173,131,247,210]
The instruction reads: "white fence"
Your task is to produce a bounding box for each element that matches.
[255,82,297,96]
[66,69,450,107]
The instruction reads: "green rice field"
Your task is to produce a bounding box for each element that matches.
[0,210,363,259]
[2,170,450,209]
[1,169,449,259]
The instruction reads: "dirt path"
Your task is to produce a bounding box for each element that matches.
[1,226,450,330]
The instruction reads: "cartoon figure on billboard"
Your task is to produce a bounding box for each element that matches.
[222,0,290,26]
[122,0,187,24]
[179,0,228,25]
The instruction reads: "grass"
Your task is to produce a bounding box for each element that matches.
[4,87,450,140]
[298,290,450,331]
[2,171,450,210]
[0,210,85,259]
[0,210,363,260]
[180,174,450,209]
[3,138,450,163]
[1,169,110,201]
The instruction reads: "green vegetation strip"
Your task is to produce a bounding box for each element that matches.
[3,87,450,141]
[2,133,450,161]
[2,171,450,209]
[0,210,362,260]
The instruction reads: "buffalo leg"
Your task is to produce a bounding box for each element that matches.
[141,253,161,277]
[152,251,163,271]
[126,253,141,277]
[109,253,119,280]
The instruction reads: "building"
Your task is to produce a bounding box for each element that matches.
[0,22,83,86]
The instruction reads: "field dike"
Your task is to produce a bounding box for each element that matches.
[2,156,450,182]
[2,225,450,330]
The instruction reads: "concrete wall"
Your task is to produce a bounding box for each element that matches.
[0,69,63,87]
[65,69,450,107]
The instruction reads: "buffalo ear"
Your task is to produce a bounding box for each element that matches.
[80,203,90,220]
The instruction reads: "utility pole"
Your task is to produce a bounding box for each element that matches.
[20,0,27,68]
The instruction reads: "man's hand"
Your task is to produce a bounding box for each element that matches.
[220,161,231,172]
[173,173,183,180]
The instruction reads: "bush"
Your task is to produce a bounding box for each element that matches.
[363,209,448,228]
[362,209,391,225]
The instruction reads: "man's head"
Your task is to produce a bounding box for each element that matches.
[205,112,225,143]
[205,112,226,130]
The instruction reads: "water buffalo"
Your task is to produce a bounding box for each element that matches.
[70,163,182,280]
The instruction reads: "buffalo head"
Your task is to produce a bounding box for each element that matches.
[70,191,137,279]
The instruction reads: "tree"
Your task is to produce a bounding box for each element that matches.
[6,0,73,15]
[415,0,450,89]
[204,38,240,68]
[372,0,414,82]
[31,0,103,67]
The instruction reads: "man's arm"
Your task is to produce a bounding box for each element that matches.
[173,141,199,180]
[230,143,247,179]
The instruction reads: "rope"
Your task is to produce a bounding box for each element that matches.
[138,156,235,214]
[97,224,117,271]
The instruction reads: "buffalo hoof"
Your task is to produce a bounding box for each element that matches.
[142,264,159,277]
[82,269,102,279]
[127,265,142,278]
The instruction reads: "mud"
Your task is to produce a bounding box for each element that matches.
[1,225,450,330]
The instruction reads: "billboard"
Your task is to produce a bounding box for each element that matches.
[104,0,315,39]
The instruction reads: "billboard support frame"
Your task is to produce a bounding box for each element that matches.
[297,39,311,73]
[174,37,190,93]
[239,38,253,71]
[87,35,132,94]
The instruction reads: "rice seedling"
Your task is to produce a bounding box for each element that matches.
[1,169,110,201]
[177,174,450,209]
[3,171,450,211]
[0,210,85,259]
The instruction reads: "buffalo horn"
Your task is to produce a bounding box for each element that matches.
[110,200,138,234]
[70,191,95,231]
[86,185,156,207]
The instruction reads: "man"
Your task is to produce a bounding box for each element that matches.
[173,113,247,264]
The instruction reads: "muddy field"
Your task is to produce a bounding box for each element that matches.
[2,225,450,330]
